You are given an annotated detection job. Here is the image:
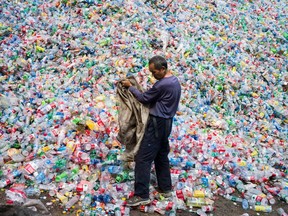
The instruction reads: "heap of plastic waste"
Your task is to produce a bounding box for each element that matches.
[0,0,287,215]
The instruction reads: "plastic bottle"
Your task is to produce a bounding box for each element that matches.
[23,160,43,175]
[242,199,249,210]
[277,208,288,216]
[193,190,205,198]
[266,193,276,205]
[65,195,80,209]
[107,166,123,174]
[57,128,66,146]
[224,194,243,203]
[69,166,80,181]
[74,150,89,160]
[251,205,272,213]
[196,209,208,216]
[6,188,27,204]
[225,187,235,194]
[25,187,41,196]
[10,153,25,162]
[84,143,97,151]
[0,179,12,188]
[186,197,208,207]
[55,171,68,182]
[115,171,131,183]
[34,171,46,184]
[38,102,56,115]
[235,180,246,193]
[82,194,92,209]
[56,192,68,204]
[6,169,22,181]
[279,190,288,203]
[201,205,215,212]
[38,184,56,191]
[59,183,76,194]
[138,204,154,213]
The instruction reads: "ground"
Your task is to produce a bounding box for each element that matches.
[0,190,287,216]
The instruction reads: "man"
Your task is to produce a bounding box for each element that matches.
[121,56,181,206]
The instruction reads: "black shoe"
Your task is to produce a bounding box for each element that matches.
[126,196,151,207]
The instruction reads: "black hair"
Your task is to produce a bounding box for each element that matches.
[149,56,168,70]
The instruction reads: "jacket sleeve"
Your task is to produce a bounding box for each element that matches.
[128,85,160,104]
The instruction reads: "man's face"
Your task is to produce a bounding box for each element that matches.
[149,63,166,80]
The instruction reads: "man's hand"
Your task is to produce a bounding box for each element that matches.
[121,80,132,88]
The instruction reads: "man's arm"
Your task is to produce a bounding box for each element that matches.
[121,79,160,104]
[128,85,160,104]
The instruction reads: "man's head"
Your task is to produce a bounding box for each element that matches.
[148,56,168,80]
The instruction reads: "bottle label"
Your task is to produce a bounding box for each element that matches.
[67,141,76,153]
[176,190,185,200]
[42,145,52,152]
[24,163,37,174]
[193,190,205,198]
[57,193,68,203]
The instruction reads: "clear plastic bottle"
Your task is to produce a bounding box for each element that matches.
[25,187,41,196]
[82,194,92,209]
[266,193,276,205]
[38,102,57,114]
[56,192,68,204]
[38,183,56,191]
[34,171,46,184]
[196,209,208,216]
[235,180,246,193]
[277,208,288,216]
[186,197,207,207]
[23,159,43,175]
[141,205,155,213]
[242,199,249,210]
[10,153,25,162]
[6,188,26,204]
[65,195,79,209]
[107,165,123,174]
[201,205,215,212]
[74,150,89,160]
[224,194,242,203]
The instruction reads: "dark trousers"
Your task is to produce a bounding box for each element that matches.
[134,115,172,199]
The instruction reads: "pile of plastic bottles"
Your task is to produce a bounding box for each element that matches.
[0,0,287,215]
